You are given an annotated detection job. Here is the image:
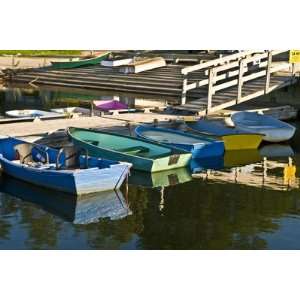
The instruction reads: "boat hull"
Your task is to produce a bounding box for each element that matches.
[51,52,110,69]
[68,127,192,172]
[231,112,296,142]
[93,100,128,111]
[0,157,130,195]
[0,137,131,195]
[233,125,295,142]
[221,134,263,150]
[135,126,224,159]
[187,120,263,150]
[5,110,63,119]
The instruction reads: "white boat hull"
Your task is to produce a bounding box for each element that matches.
[231,112,296,142]
[6,109,62,119]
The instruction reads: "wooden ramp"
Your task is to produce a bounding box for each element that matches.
[175,74,296,115]
[174,50,298,115]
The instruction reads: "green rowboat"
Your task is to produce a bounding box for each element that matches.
[51,52,110,69]
[68,127,192,172]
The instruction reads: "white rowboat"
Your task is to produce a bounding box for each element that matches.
[231,112,296,142]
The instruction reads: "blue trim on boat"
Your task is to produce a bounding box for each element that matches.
[0,137,131,195]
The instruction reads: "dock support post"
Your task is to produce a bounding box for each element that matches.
[207,68,215,114]
[237,59,244,103]
[90,101,94,117]
[181,75,188,105]
[265,51,272,94]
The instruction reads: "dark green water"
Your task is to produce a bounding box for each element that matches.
[0,86,300,250]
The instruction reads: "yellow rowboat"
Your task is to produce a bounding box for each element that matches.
[186,119,263,150]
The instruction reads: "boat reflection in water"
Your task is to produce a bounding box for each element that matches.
[0,175,131,224]
[192,144,298,191]
[129,167,194,213]
[129,167,193,188]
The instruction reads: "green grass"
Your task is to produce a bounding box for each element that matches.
[0,50,82,56]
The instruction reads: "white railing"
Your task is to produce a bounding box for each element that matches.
[180,50,291,112]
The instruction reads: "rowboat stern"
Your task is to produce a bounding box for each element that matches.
[191,140,225,159]
[221,134,263,150]
[73,162,132,195]
[151,152,192,172]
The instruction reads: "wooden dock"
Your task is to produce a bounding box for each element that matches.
[0,112,181,137]
[175,50,298,115]
[3,50,299,116]
[5,64,208,99]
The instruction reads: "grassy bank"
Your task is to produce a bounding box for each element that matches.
[0,50,82,56]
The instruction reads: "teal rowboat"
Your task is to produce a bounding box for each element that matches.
[68,127,192,172]
[51,52,110,69]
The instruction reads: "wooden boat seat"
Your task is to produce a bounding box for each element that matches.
[118,146,150,155]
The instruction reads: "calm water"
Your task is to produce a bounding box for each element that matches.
[0,86,300,249]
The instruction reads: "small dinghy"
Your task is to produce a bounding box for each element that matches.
[5,109,63,119]
[68,127,192,172]
[0,137,131,195]
[187,119,263,150]
[50,52,110,69]
[231,112,296,142]
[135,125,224,159]
[93,100,128,111]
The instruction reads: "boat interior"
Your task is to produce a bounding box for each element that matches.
[0,137,117,171]
[137,127,210,144]
[72,130,179,159]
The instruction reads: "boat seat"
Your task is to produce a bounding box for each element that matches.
[118,146,150,155]
[14,143,34,164]
[84,139,99,146]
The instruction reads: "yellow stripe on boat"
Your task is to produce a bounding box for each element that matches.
[221,134,263,150]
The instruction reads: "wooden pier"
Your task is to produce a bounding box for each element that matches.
[5,64,208,99]
[175,50,298,115]
[3,50,299,116]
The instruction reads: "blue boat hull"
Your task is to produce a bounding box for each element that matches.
[169,141,224,159]
[135,126,224,159]
[0,137,131,195]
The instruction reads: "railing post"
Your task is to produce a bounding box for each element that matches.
[237,58,245,103]
[207,68,215,114]
[181,74,188,105]
[265,51,273,94]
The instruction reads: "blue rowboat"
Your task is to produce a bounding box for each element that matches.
[0,175,131,224]
[0,137,131,195]
[186,119,263,150]
[135,125,224,159]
